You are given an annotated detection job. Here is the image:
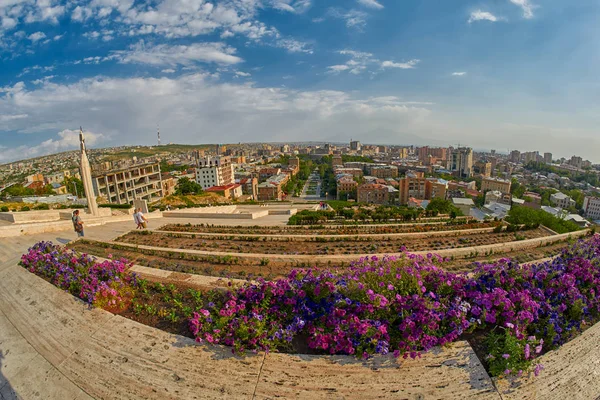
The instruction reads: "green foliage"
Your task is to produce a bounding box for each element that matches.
[160,160,191,173]
[0,206,8,212]
[288,210,336,225]
[485,329,541,377]
[33,203,50,210]
[98,203,133,209]
[21,206,30,211]
[506,206,581,233]
[63,176,85,198]
[341,155,375,163]
[510,178,526,198]
[1,184,35,197]
[426,198,454,214]
[175,177,204,195]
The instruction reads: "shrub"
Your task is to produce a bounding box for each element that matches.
[21,206,30,211]
[33,203,50,210]
[99,203,133,209]
[0,206,8,212]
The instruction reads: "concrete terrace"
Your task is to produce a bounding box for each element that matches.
[0,217,599,399]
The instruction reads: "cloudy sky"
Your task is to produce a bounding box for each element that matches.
[1,0,599,163]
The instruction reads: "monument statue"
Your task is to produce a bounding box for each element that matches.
[79,127,99,216]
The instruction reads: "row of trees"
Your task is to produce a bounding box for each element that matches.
[505,206,581,234]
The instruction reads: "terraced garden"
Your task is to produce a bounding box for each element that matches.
[159,220,497,235]
[114,227,551,255]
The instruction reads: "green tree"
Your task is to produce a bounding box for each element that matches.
[175,177,204,195]
[1,184,34,197]
[63,176,85,198]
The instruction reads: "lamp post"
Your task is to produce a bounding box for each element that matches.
[73,182,78,198]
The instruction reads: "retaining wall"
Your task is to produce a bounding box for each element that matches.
[162,205,237,217]
[0,211,163,238]
[0,210,62,223]
[108,229,590,263]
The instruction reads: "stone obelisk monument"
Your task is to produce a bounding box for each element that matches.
[79,127,99,216]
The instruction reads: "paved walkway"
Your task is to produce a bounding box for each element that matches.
[0,219,599,399]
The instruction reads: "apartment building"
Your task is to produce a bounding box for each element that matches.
[332,155,343,167]
[258,181,283,201]
[473,161,492,177]
[337,177,358,200]
[194,154,234,190]
[449,147,473,178]
[357,183,389,204]
[481,177,511,193]
[550,192,576,209]
[92,162,163,205]
[398,177,447,205]
[583,197,600,220]
[369,165,398,178]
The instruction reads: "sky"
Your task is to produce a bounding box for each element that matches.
[1,0,600,163]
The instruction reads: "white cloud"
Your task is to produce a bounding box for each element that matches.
[0,129,105,163]
[510,0,535,19]
[161,68,176,73]
[381,59,420,69]
[275,38,312,54]
[468,10,499,23]
[327,65,350,73]
[269,0,311,13]
[328,8,369,29]
[0,114,28,122]
[1,17,17,30]
[113,41,243,66]
[357,0,384,10]
[27,31,46,42]
[235,71,251,77]
[329,50,419,75]
[0,73,432,162]
[452,72,467,76]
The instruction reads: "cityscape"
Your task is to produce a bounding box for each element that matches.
[2,0,600,398]
[2,140,600,224]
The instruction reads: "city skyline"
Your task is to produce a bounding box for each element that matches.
[2,0,600,162]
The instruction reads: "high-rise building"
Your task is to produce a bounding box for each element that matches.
[544,153,553,164]
[449,147,473,178]
[569,156,583,169]
[522,151,539,164]
[350,140,362,151]
[509,150,521,163]
[194,154,234,189]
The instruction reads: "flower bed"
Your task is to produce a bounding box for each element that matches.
[20,235,600,378]
[116,227,551,255]
[19,241,138,309]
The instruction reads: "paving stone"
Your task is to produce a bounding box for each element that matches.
[0,311,39,389]
[57,315,261,400]
[255,341,501,400]
[494,321,600,400]
[0,265,113,366]
[0,354,91,400]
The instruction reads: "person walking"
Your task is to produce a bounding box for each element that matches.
[133,208,142,229]
[137,208,148,229]
[72,209,84,237]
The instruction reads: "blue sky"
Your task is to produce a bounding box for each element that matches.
[1,0,599,163]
